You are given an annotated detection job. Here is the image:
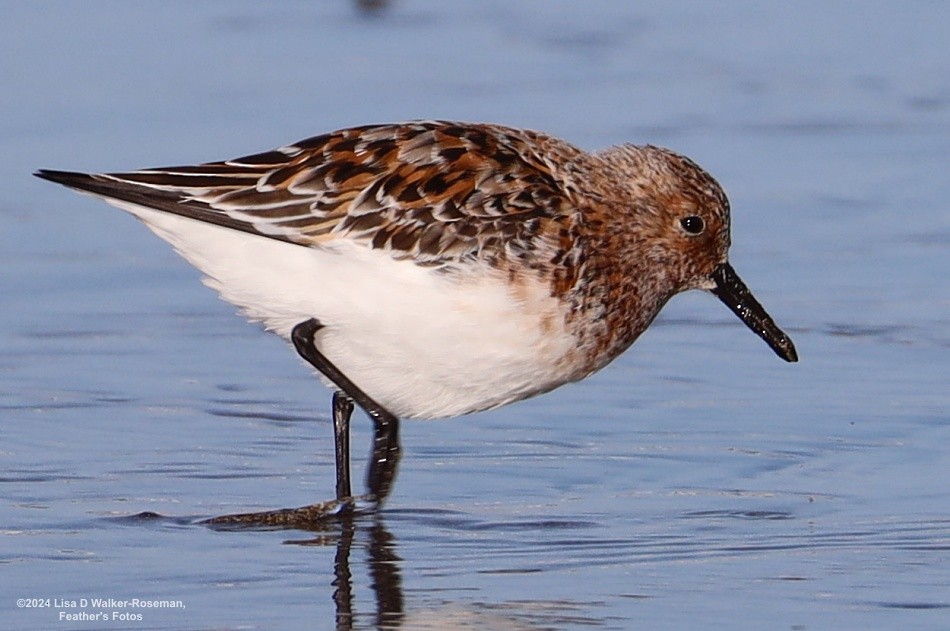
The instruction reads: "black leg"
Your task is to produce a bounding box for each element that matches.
[290,318,401,506]
[367,413,400,506]
[332,391,353,501]
[200,319,400,528]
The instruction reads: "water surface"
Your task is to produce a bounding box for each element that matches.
[1,2,948,630]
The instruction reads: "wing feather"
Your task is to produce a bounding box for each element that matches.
[38,121,585,267]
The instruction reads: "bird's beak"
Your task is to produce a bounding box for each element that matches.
[709,262,798,362]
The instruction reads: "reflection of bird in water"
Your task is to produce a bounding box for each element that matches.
[37,121,796,526]
[286,515,596,631]
[120,510,606,630]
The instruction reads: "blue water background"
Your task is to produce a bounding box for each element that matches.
[1,2,947,629]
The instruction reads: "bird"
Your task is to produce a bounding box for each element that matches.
[35,120,797,526]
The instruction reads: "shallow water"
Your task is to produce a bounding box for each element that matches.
[1,2,948,630]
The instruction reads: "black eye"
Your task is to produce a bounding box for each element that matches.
[680,215,705,235]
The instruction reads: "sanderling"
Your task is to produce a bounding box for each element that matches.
[36,120,797,526]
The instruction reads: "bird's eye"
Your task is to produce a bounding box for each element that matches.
[680,215,705,235]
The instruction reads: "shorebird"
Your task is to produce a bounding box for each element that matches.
[36,121,797,525]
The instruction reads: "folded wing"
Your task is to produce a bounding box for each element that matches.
[38,121,581,268]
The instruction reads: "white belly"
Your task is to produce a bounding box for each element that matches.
[105,199,579,419]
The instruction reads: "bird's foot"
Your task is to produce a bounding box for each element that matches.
[199,494,378,529]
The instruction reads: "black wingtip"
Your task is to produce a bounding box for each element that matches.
[34,166,296,244]
[34,169,94,188]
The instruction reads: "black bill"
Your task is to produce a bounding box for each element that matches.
[709,262,798,362]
